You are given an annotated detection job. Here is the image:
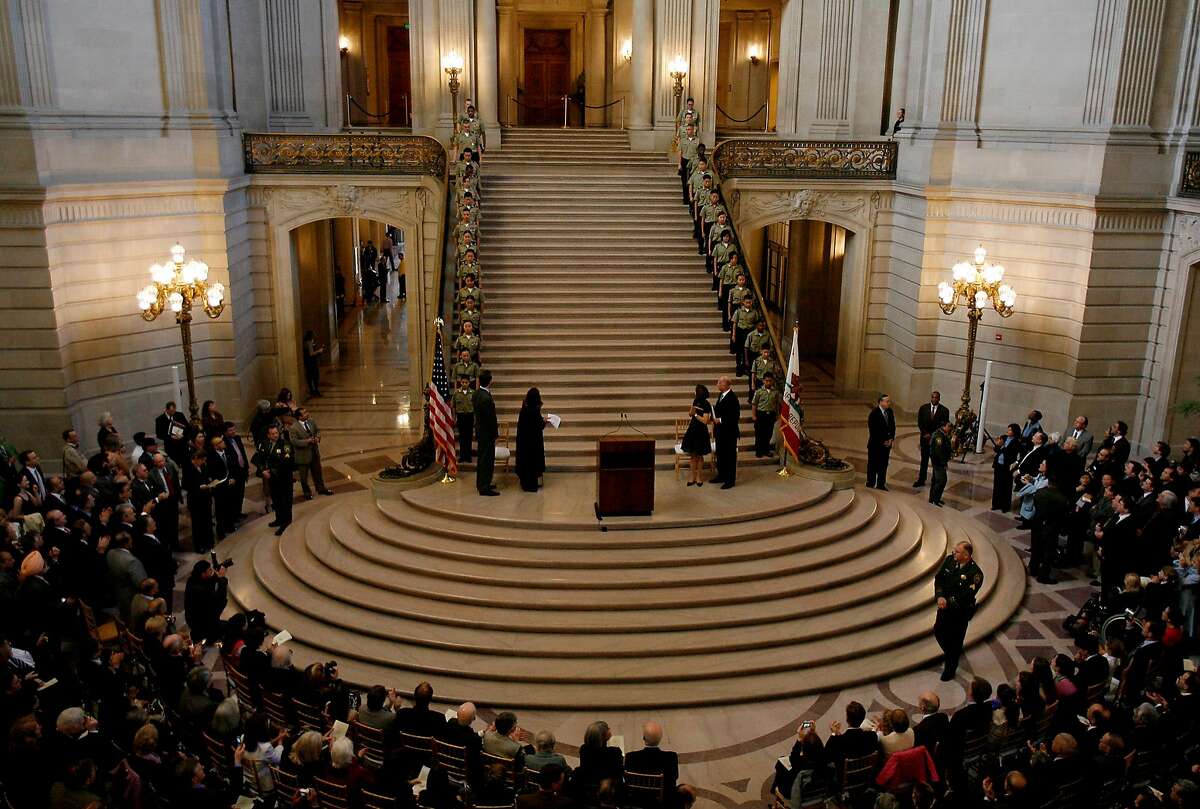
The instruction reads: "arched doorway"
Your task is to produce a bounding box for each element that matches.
[741,218,848,381]
[715,0,781,133]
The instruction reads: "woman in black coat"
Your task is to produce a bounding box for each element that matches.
[515,387,548,492]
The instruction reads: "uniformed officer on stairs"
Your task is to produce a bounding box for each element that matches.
[934,540,984,681]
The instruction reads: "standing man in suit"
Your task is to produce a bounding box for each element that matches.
[1099,420,1131,467]
[1095,492,1137,599]
[133,514,177,612]
[155,401,189,465]
[19,451,46,501]
[866,394,896,490]
[106,531,148,623]
[1065,416,1094,459]
[474,370,499,496]
[61,430,88,479]
[914,391,950,488]
[288,407,333,500]
[625,721,678,806]
[711,375,740,490]
[258,424,295,536]
[221,422,250,523]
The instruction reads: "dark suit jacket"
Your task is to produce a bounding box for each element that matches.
[516,791,574,809]
[867,407,896,450]
[1080,654,1110,689]
[1100,435,1131,466]
[1018,444,1050,477]
[916,403,950,435]
[394,706,447,737]
[713,390,740,443]
[824,727,878,765]
[438,718,482,776]
[155,411,188,447]
[949,702,992,748]
[474,388,498,444]
[624,746,679,791]
[224,436,250,481]
[913,713,950,757]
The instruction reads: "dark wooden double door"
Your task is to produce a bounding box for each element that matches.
[522,29,571,126]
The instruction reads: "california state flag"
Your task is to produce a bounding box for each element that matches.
[779,326,803,461]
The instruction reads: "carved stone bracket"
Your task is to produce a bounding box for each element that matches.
[244,132,447,177]
[247,184,426,227]
[713,139,898,180]
[735,189,880,233]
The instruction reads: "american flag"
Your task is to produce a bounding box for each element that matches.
[428,324,458,476]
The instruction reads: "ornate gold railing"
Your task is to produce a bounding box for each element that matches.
[243,133,446,177]
[712,139,897,180]
[1182,151,1200,199]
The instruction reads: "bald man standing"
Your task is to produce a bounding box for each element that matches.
[710,376,741,489]
[625,721,679,805]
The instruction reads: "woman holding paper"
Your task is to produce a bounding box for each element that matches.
[516,387,549,492]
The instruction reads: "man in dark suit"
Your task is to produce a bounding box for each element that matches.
[1075,634,1110,693]
[149,452,182,549]
[221,422,250,522]
[1017,431,1051,477]
[866,394,896,490]
[474,370,499,496]
[1095,492,1137,599]
[913,692,950,758]
[155,401,189,465]
[18,450,46,501]
[624,721,678,806]
[824,702,878,767]
[438,702,483,784]
[1098,420,1131,467]
[394,681,446,737]
[948,677,993,750]
[133,513,177,612]
[710,375,740,489]
[516,764,573,809]
[913,390,950,487]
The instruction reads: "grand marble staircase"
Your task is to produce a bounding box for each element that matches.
[224,466,1026,709]
[480,128,774,471]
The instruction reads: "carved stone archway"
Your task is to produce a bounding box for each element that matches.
[724,183,884,396]
[247,176,443,422]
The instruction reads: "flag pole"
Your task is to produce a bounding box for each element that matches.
[433,316,456,484]
[777,320,801,478]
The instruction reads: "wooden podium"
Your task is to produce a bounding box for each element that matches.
[596,436,655,516]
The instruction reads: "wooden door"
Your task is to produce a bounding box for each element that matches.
[386,25,412,127]
[522,29,571,126]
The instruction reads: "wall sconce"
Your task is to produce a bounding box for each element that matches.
[620,38,632,63]
[748,44,761,65]
[339,35,350,54]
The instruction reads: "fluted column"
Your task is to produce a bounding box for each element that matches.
[811,0,854,136]
[497,0,516,125]
[585,0,608,126]
[629,0,653,131]
[939,0,986,126]
[476,0,500,143]
[264,0,312,129]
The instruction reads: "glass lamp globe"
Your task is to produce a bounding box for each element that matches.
[974,244,987,265]
[168,292,184,313]
[170,243,186,264]
[983,264,1003,285]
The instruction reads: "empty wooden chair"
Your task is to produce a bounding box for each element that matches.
[314,776,351,809]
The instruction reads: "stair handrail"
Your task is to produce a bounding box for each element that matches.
[707,163,787,380]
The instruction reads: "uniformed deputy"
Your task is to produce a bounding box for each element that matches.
[748,340,777,391]
[710,225,734,288]
[678,125,701,205]
[728,273,750,327]
[731,295,760,375]
[460,298,481,334]
[676,97,701,137]
[700,190,725,249]
[457,276,484,310]
[692,176,715,240]
[256,423,295,537]
[452,375,476,463]
[717,254,742,329]
[751,372,780,458]
[457,248,480,282]
[454,149,476,178]
[452,350,480,387]
[928,420,953,507]
[933,540,984,681]
[707,211,731,277]
[454,102,485,161]
[454,320,480,361]
[688,159,709,201]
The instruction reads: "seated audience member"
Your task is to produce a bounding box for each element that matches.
[525,730,571,774]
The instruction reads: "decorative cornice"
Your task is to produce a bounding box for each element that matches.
[245,183,428,227]
[735,189,881,232]
[926,199,1096,230]
[712,139,897,180]
[243,133,447,177]
[1094,210,1169,233]
[0,203,44,227]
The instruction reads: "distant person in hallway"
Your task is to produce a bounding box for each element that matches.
[866,394,896,490]
[516,388,548,493]
[913,390,950,488]
[934,540,983,681]
[302,330,325,397]
[711,376,740,490]
[928,420,953,507]
[990,423,1021,512]
[681,384,713,487]
[475,370,499,496]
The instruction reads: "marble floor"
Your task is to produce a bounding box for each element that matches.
[201,292,1098,809]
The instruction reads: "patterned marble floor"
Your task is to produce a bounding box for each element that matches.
[196,288,1094,809]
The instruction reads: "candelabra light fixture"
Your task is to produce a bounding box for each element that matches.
[621,38,632,63]
[669,55,688,115]
[937,243,1017,432]
[136,242,226,420]
[748,44,761,65]
[442,51,464,121]
[338,35,350,54]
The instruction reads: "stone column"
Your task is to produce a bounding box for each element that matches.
[476,0,501,144]
[264,0,313,129]
[498,0,516,126]
[585,0,608,126]
[811,0,854,136]
[775,0,803,135]
[629,0,653,140]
